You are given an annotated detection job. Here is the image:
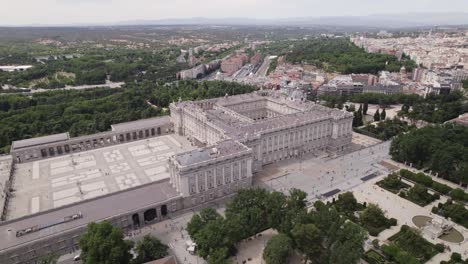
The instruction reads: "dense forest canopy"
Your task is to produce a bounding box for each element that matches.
[0,47,188,88]
[390,124,468,185]
[259,37,416,74]
[321,91,467,124]
[0,80,256,153]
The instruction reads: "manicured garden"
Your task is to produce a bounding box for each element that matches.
[377,173,439,207]
[377,173,410,193]
[386,225,441,263]
[363,249,391,264]
[399,184,440,207]
[364,225,442,264]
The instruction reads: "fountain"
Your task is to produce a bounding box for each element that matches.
[412,215,464,243]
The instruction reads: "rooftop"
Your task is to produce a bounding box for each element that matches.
[173,91,352,143]
[111,116,171,133]
[6,134,193,220]
[11,133,70,151]
[175,140,249,167]
[0,180,179,253]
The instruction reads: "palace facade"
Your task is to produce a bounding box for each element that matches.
[0,90,352,263]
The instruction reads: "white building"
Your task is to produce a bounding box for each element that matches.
[0,65,33,72]
[170,90,353,174]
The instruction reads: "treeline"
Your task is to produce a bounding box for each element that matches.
[403,92,467,123]
[0,80,256,153]
[283,38,416,74]
[357,118,416,141]
[321,93,421,108]
[322,91,467,124]
[390,124,468,185]
[0,47,188,88]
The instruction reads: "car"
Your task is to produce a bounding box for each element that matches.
[73,254,81,261]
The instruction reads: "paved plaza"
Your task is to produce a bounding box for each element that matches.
[351,132,382,147]
[7,134,194,220]
[256,139,391,204]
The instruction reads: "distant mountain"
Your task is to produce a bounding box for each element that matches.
[117,13,468,28]
[2,12,467,28]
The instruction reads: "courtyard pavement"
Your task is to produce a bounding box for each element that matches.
[7,134,194,219]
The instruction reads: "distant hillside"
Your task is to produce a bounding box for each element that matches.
[117,13,468,28]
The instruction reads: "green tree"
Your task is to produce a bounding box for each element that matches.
[265,191,287,230]
[379,173,407,192]
[79,221,133,264]
[374,109,381,122]
[187,208,222,237]
[360,204,394,236]
[363,102,368,115]
[328,222,368,264]
[186,208,235,259]
[133,235,168,264]
[335,192,359,213]
[291,223,321,261]
[207,247,231,264]
[263,234,292,264]
[352,111,360,127]
[401,104,410,114]
[39,253,58,264]
[361,204,387,228]
[277,189,308,234]
[225,188,271,238]
[380,108,386,120]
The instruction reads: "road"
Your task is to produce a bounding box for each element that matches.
[1,82,124,96]
[256,56,271,77]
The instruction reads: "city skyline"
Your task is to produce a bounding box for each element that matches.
[1,0,468,26]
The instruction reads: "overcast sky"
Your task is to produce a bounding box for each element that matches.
[1,0,467,25]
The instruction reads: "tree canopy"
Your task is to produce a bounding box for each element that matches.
[260,37,416,74]
[79,221,134,264]
[186,189,368,264]
[133,235,168,264]
[390,124,468,185]
[263,234,293,264]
